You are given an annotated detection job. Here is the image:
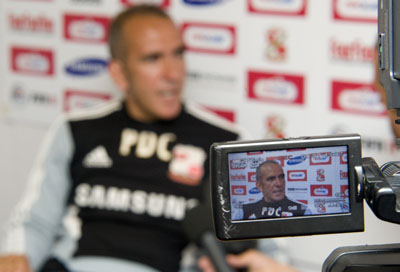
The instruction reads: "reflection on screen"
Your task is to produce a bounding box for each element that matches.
[228,145,350,221]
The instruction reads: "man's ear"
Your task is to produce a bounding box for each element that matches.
[108,59,128,92]
[256,180,263,192]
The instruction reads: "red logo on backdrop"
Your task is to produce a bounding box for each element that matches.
[316,169,326,182]
[8,12,54,34]
[266,28,287,62]
[64,14,110,43]
[247,71,304,105]
[340,170,348,179]
[265,115,285,138]
[340,151,348,164]
[287,170,307,182]
[286,148,306,152]
[331,81,386,116]
[230,159,247,170]
[121,0,170,7]
[181,22,236,55]
[247,152,263,156]
[231,185,247,196]
[11,46,54,76]
[297,199,308,205]
[230,174,246,182]
[332,0,377,23]
[266,156,285,167]
[310,153,332,165]
[330,38,375,63]
[310,185,333,197]
[64,90,111,112]
[248,172,256,182]
[247,0,306,16]
[340,185,349,198]
[203,106,235,123]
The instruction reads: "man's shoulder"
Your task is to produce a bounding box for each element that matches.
[243,199,264,209]
[241,199,265,219]
[58,100,124,140]
[285,197,304,205]
[284,197,308,210]
[65,99,122,124]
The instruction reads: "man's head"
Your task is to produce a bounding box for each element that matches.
[256,160,286,203]
[108,5,185,122]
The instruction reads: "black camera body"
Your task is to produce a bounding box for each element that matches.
[210,134,364,241]
[378,0,400,111]
[208,1,400,269]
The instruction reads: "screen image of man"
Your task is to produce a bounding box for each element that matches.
[241,160,310,219]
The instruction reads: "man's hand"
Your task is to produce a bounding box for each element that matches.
[226,249,297,272]
[0,255,32,272]
[198,249,298,272]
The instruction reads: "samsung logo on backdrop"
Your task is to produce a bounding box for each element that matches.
[287,155,306,165]
[249,187,260,194]
[65,58,108,76]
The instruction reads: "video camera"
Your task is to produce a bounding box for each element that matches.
[210,133,400,237]
[209,0,400,270]
[210,134,364,240]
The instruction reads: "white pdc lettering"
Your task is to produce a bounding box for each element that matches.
[261,206,282,217]
[119,129,138,156]
[136,131,158,158]
[74,183,195,220]
[157,133,176,161]
[119,128,176,161]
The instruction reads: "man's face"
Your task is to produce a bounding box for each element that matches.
[118,15,185,122]
[256,163,286,203]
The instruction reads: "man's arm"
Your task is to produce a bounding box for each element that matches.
[226,249,298,272]
[197,249,298,272]
[0,117,74,270]
[0,255,32,272]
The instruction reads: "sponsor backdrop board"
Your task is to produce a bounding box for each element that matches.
[1,0,395,163]
[1,0,399,271]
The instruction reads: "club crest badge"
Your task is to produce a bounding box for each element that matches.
[168,144,206,186]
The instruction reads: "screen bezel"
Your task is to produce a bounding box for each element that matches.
[210,134,364,241]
